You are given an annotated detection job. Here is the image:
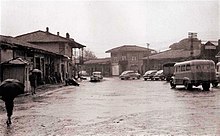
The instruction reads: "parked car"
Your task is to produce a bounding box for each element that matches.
[153,70,165,80]
[78,70,88,80]
[79,70,89,76]
[119,70,141,80]
[143,70,157,81]
[90,71,103,82]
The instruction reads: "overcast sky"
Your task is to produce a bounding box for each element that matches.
[1,0,219,57]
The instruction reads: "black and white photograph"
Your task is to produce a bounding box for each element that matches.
[0,0,219,135]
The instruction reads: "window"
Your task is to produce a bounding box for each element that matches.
[131,56,137,61]
[181,65,186,71]
[122,56,126,60]
[113,57,118,62]
[178,66,181,72]
[186,64,191,71]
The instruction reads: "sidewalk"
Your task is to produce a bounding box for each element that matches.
[0,83,65,114]
[20,83,66,97]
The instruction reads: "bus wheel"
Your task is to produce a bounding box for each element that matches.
[212,82,218,87]
[170,80,176,89]
[184,82,192,90]
[202,83,210,91]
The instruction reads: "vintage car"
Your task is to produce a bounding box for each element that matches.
[119,70,141,80]
[143,70,157,81]
[90,71,103,82]
[153,70,165,81]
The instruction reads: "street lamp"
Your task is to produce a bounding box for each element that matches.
[188,32,197,59]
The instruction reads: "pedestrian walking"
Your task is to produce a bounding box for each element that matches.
[29,72,37,95]
[0,79,24,126]
[2,95,14,126]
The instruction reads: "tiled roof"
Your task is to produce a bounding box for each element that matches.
[84,58,111,64]
[15,30,68,42]
[143,49,201,60]
[106,45,154,53]
[202,41,218,46]
[169,38,201,50]
[15,30,85,48]
[1,57,29,65]
[0,35,62,56]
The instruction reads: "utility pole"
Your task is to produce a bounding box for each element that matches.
[147,43,150,70]
[188,32,197,60]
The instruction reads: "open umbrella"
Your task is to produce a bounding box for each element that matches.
[31,68,42,73]
[0,79,25,99]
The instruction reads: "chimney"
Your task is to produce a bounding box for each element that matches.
[66,33,70,38]
[46,27,49,33]
[57,32,59,36]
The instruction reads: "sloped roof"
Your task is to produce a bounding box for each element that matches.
[0,35,62,56]
[1,57,29,65]
[84,58,111,65]
[106,45,154,53]
[169,38,201,50]
[143,49,201,60]
[202,41,218,46]
[75,41,86,48]
[15,30,69,42]
[15,30,85,48]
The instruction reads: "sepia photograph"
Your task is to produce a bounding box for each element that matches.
[0,0,219,135]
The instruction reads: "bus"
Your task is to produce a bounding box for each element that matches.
[163,62,176,81]
[170,60,216,91]
[213,62,220,87]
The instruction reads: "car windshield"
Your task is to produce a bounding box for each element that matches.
[144,70,157,75]
[93,72,101,76]
[121,71,134,75]
[156,70,163,74]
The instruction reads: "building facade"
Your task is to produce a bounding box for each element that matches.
[143,38,220,71]
[83,58,111,77]
[15,27,85,81]
[0,35,64,91]
[106,45,156,75]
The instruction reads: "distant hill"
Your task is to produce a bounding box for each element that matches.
[169,38,201,50]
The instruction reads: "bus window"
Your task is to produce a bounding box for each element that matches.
[181,65,186,71]
[186,64,191,71]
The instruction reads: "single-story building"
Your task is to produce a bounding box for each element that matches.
[83,58,111,77]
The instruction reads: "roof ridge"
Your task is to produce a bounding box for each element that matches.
[15,29,73,42]
[15,30,42,38]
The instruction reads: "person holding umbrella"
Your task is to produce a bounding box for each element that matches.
[29,72,37,95]
[0,79,24,126]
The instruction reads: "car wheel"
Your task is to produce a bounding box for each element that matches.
[184,81,192,90]
[212,82,218,87]
[170,79,176,89]
[202,83,210,91]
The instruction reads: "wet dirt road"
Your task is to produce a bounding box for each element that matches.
[0,77,220,135]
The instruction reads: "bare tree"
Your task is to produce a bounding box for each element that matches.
[83,48,97,61]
